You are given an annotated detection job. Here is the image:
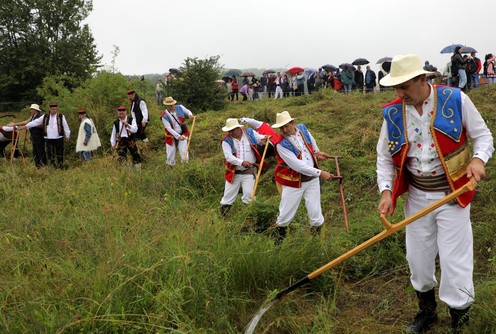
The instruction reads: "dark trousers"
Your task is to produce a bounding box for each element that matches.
[231,89,239,101]
[135,124,148,141]
[31,134,46,167]
[0,139,20,159]
[46,137,64,168]
[117,138,142,164]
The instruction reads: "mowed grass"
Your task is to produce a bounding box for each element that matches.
[0,86,495,333]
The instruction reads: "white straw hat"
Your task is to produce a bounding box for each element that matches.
[379,54,433,87]
[222,118,244,132]
[163,96,177,106]
[271,111,296,128]
[29,104,41,112]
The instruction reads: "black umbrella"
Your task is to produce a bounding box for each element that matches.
[224,69,242,78]
[169,68,182,75]
[440,44,464,54]
[222,76,231,82]
[352,58,369,66]
[321,64,337,72]
[262,69,276,75]
[339,63,356,71]
[376,56,392,64]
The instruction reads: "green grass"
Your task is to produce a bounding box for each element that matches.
[0,86,495,333]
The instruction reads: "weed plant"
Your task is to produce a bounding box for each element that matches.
[0,86,495,333]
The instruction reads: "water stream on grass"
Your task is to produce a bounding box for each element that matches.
[243,299,277,334]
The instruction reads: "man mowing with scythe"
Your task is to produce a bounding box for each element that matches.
[376,54,494,333]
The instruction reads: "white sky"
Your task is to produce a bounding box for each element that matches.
[85,0,495,75]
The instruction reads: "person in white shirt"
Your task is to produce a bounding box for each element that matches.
[128,89,149,142]
[22,103,70,169]
[376,54,494,333]
[0,125,20,159]
[161,96,195,167]
[271,111,333,243]
[274,72,283,100]
[220,118,267,217]
[110,106,142,167]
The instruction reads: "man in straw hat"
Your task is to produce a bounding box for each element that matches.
[9,104,46,167]
[219,118,268,217]
[161,96,195,166]
[21,103,70,169]
[376,54,494,333]
[271,111,333,243]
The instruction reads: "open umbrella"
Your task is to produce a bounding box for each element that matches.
[460,46,477,54]
[169,68,182,75]
[381,61,391,72]
[224,69,242,78]
[440,44,464,54]
[222,76,231,82]
[288,66,304,75]
[339,63,356,71]
[262,69,276,75]
[241,71,256,77]
[376,56,392,64]
[352,58,369,66]
[321,64,337,72]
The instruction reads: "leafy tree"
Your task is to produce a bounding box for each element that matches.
[0,0,100,104]
[167,56,227,112]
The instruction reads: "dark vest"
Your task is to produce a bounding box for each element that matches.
[30,113,44,136]
[130,95,146,123]
[43,114,65,136]
[114,117,134,140]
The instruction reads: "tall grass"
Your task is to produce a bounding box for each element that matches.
[0,86,495,333]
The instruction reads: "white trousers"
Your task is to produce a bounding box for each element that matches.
[220,174,255,205]
[405,186,474,309]
[274,86,283,99]
[276,178,324,227]
[166,139,188,166]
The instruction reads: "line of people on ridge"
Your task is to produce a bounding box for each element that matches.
[220,54,493,334]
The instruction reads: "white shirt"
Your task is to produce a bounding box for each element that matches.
[222,130,265,170]
[0,126,14,141]
[161,106,193,140]
[131,100,149,123]
[277,128,321,178]
[26,113,70,139]
[377,85,494,193]
[110,116,138,146]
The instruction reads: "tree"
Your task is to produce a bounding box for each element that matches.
[0,0,101,104]
[167,56,227,112]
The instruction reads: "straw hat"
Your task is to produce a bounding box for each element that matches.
[379,54,433,87]
[163,96,177,106]
[29,104,41,112]
[271,111,296,128]
[222,118,244,132]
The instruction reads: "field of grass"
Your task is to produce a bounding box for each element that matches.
[0,86,495,333]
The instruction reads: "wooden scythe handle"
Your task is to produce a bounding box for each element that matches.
[250,136,271,204]
[183,116,196,161]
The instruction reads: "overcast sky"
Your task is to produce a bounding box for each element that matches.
[84,0,495,75]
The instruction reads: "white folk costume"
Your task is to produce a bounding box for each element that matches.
[161,101,193,166]
[76,115,101,161]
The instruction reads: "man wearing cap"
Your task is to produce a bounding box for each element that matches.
[220,118,268,216]
[110,106,142,167]
[9,104,46,167]
[376,54,494,333]
[161,96,195,166]
[127,90,149,142]
[22,103,70,169]
[271,111,333,243]
[76,110,101,161]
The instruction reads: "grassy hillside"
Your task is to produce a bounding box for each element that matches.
[0,86,495,333]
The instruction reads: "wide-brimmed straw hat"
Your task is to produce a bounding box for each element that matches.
[271,111,296,128]
[222,118,244,132]
[379,54,433,87]
[29,104,41,112]
[163,96,177,106]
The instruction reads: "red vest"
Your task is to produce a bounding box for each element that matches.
[161,110,189,145]
[383,86,475,213]
[274,125,318,188]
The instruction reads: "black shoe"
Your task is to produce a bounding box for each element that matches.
[220,205,231,218]
[310,225,322,237]
[406,310,438,333]
[273,226,287,245]
[449,307,470,333]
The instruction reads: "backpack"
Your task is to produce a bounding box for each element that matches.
[466,59,477,74]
